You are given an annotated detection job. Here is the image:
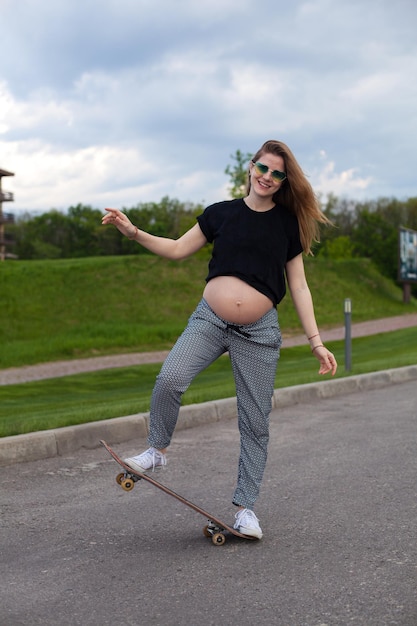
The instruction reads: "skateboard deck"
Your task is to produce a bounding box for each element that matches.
[100,440,256,545]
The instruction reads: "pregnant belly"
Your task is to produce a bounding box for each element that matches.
[203,276,273,325]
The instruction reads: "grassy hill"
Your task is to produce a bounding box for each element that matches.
[1,254,416,436]
[1,254,416,370]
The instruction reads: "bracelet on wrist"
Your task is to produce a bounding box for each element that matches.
[128,226,138,240]
[311,344,324,353]
[308,333,320,341]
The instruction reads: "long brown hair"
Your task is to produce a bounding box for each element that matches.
[247,140,331,255]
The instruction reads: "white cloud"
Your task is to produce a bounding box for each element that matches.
[1,0,417,213]
[0,139,146,208]
[312,151,373,197]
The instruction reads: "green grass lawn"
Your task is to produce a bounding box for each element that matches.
[1,327,416,437]
[1,255,416,368]
[1,254,416,437]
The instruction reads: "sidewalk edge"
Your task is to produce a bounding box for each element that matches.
[1,365,416,467]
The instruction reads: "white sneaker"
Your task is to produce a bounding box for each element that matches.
[234,508,263,539]
[124,447,167,473]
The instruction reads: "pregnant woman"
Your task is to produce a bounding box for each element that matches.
[102,139,337,539]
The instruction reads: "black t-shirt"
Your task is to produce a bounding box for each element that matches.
[197,198,303,306]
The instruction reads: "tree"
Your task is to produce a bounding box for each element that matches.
[13,210,72,259]
[320,235,355,260]
[68,204,103,257]
[224,149,252,199]
[351,209,398,280]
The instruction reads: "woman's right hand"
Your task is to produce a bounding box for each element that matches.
[102,210,207,260]
[101,208,136,239]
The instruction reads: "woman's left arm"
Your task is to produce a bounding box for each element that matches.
[285,254,337,376]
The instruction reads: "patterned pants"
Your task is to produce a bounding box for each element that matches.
[148,298,282,509]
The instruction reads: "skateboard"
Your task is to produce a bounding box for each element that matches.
[100,440,256,545]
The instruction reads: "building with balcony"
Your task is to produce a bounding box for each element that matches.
[0,168,15,261]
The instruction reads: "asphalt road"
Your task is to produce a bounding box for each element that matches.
[2,380,417,626]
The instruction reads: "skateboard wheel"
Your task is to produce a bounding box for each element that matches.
[203,525,211,538]
[212,532,226,546]
[116,473,125,486]
[121,478,135,491]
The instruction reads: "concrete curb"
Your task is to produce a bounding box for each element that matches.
[1,365,416,466]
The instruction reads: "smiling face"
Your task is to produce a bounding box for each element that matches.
[248,152,286,200]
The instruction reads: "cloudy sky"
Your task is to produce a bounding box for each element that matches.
[1,0,416,213]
